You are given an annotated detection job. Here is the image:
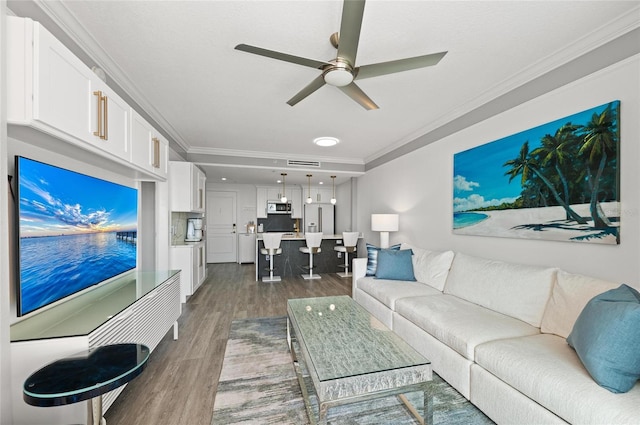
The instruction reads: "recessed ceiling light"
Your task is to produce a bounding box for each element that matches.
[313,137,339,147]
[221,177,227,181]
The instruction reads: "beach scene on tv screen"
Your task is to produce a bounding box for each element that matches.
[17,157,138,316]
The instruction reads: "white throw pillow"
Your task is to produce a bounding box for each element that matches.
[400,243,427,258]
[412,250,455,291]
[541,270,620,339]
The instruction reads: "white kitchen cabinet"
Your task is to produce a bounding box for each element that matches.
[256,185,301,218]
[256,187,268,218]
[131,110,169,179]
[238,233,256,263]
[289,187,303,218]
[8,17,130,162]
[267,187,281,201]
[170,242,206,303]
[169,161,206,212]
[314,187,335,203]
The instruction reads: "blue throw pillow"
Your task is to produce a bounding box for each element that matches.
[567,284,640,393]
[366,243,401,276]
[375,249,416,281]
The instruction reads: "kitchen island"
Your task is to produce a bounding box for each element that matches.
[255,233,362,281]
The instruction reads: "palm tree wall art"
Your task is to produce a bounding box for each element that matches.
[453,101,620,244]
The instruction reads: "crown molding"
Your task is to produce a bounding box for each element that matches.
[365,5,640,164]
[32,0,192,153]
[187,146,365,166]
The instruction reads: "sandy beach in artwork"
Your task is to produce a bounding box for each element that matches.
[454,202,620,244]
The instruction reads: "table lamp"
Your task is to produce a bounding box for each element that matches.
[371,214,399,248]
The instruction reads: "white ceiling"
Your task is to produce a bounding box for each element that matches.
[10,1,639,186]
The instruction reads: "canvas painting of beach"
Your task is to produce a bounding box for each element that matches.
[453,101,620,244]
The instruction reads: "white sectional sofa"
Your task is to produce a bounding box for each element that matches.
[352,245,640,424]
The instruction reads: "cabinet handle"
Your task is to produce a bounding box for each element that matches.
[103,95,108,140]
[152,137,160,168]
[93,90,103,138]
[199,188,203,209]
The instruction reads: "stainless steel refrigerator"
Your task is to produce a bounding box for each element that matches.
[304,203,335,234]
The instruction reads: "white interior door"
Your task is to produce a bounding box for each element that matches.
[207,191,237,263]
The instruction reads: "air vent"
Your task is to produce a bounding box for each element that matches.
[287,160,321,167]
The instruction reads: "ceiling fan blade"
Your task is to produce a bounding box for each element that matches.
[287,75,327,106]
[235,44,330,69]
[338,82,379,110]
[336,0,366,66]
[355,51,447,80]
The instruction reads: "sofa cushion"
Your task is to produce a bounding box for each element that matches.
[395,295,539,361]
[365,243,401,276]
[375,249,416,281]
[414,251,455,291]
[356,277,441,310]
[541,270,620,338]
[475,333,640,425]
[567,284,640,393]
[443,253,556,327]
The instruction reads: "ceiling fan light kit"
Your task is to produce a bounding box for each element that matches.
[235,0,447,110]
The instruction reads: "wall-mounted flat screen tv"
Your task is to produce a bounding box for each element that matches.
[15,156,138,316]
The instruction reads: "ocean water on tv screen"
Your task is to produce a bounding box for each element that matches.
[19,232,136,315]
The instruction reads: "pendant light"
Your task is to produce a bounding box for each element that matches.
[306,174,313,204]
[280,173,287,203]
[330,175,337,205]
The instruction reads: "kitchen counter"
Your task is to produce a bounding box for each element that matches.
[255,233,362,281]
[256,233,355,240]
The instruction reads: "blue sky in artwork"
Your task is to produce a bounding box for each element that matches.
[18,157,138,237]
[453,101,617,212]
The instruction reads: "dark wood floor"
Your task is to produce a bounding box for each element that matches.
[104,262,352,425]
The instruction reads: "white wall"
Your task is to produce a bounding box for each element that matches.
[357,56,640,286]
[335,180,354,233]
[1,2,13,422]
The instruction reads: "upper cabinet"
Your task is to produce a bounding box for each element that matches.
[256,185,302,219]
[7,17,166,181]
[169,162,206,212]
[131,110,168,180]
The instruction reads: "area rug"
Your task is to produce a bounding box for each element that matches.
[211,316,494,424]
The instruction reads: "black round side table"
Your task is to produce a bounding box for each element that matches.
[23,343,150,425]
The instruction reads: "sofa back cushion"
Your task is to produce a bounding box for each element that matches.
[400,243,455,291]
[541,270,620,338]
[443,253,556,327]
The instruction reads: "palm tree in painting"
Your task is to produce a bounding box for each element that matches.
[578,103,618,228]
[531,123,580,219]
[504,141,587,224]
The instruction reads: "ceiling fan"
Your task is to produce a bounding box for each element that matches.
[235,0,447,110]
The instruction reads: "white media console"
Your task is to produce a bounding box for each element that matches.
[10,270,181,425]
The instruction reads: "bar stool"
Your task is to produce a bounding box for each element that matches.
[334,232,359,278]
[299,232,323,280]
[260,233,284,282]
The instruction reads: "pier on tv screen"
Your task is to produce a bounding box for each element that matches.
[16,156,138,316]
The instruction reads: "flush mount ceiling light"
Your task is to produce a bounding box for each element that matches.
[313,137,339,147]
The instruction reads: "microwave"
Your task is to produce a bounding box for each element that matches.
[267,202,291,214]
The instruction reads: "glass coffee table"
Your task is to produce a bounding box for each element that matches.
[287,296,432,425]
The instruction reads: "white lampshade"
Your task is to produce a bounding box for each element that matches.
[371,214,399,232]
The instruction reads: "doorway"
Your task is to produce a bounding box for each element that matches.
[207,191,237,263]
